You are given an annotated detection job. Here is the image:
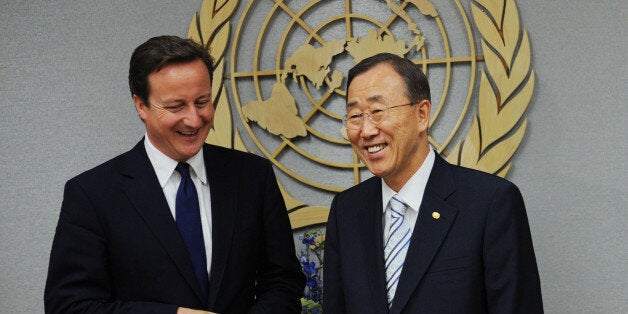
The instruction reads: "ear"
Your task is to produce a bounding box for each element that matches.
[416,99,431,131]
[132,94,148,122]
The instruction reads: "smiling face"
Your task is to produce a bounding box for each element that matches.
[346,62,431,191]
[133,58,214,162]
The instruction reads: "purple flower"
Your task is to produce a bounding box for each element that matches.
[299,229,325,308]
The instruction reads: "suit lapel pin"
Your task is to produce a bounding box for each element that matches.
[432,211,441,219]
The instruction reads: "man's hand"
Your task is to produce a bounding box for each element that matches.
[177,307,216,314]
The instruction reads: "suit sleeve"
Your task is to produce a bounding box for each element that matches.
[44,179,179,314]
[247,162,306,313]
[483,182,544,313]
[322,195,346,313]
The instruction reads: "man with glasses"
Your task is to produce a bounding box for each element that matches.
[323,53,543,313]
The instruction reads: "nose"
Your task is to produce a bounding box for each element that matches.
[183,105,202,127]
[359,115,379,139]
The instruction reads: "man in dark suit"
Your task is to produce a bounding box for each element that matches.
[323,53,543,313]
[45,35,305,313]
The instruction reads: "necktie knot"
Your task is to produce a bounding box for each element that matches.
[176,162,191,179]
[390,196,407,218]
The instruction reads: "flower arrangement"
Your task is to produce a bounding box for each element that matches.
[299,229,325,314]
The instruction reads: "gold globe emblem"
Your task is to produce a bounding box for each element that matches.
[189,0,534,229]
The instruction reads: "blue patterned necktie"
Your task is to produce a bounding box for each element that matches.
[384,195,411,307]
[175,162,209,301]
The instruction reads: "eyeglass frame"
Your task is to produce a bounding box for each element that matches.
[342,102,417,130]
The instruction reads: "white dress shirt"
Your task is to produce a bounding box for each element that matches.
[382,148,435,243]
[143,135,213,277]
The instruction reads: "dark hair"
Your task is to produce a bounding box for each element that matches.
[128,35,214,103]
[346,53,430,103]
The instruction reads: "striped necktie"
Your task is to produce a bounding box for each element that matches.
[384,195,411,307]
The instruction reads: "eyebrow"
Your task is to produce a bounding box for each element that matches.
[346,95,386,108]
[159,93,212,105]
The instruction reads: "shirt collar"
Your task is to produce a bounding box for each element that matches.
[381,148,435,213]
[143,134,207,187]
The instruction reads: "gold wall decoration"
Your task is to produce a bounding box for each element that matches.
[445,0,534,177]
[188,0,534,229]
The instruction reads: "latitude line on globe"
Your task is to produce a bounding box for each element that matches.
[273,0,326,45]
[229,55,482,79]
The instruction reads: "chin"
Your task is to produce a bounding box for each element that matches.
[370,166,393,178]
[177,146,202,159]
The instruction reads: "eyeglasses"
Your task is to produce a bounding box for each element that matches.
[342,102,415,130]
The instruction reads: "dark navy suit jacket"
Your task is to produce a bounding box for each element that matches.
[45,140,305,313]
[323,154,543,313]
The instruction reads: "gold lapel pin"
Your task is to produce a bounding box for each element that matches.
[432,212,441,219]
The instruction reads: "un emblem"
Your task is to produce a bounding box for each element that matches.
[189,0,534,229]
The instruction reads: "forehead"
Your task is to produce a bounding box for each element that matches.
[347,63,406,107]
[147,59,211,99]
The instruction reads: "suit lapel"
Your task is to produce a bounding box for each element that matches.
[119,140,207,304]
[203,145,239,309]
[352,178,390,312]
[390,155,459,313]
